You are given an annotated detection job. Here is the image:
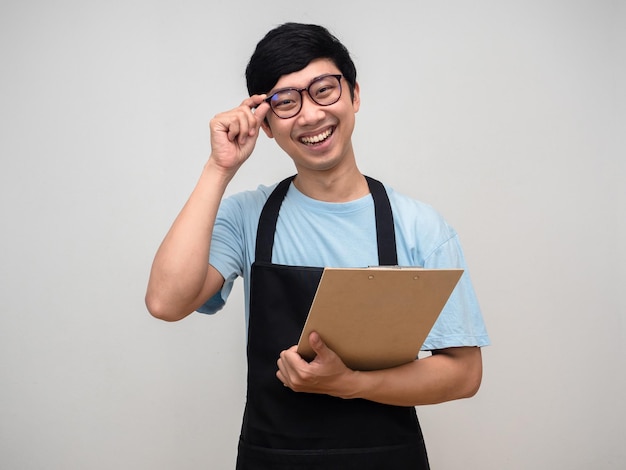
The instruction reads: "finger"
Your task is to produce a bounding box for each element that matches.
[218,95,266,144]
[276,369,287,386]
[278,347,305,375]
[242,93,266,107]
[224,118,242,143]
[210,110,244,143]
[277,349,292,370]
[276,352,295,387]
[238,102,268,143]
[230,106,253,144]
[252,101,270,131]
[308,331,330,358]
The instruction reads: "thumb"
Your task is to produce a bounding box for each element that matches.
[309,331,330,358]
[253,99,271,124]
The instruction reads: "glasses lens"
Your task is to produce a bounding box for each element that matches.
[269,89,301,118]
[268,75,342,119]
[309,75,342,106]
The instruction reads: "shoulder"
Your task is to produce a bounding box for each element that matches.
[383,184,460,264]
[385,185,454,233]
[218,181,278,219]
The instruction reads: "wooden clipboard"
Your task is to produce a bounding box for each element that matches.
[296,267,463,370]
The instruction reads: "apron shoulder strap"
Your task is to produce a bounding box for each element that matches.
[365,176,398,266]
[255,175,397,266]
[255,175,295,263]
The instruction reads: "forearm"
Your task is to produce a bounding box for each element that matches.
[279,335,484,408]
[145,160,233,320]
[345,347,483,407]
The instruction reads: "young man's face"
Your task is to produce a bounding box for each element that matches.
[261,58,361,175]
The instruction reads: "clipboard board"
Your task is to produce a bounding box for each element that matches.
[296,267,463,371]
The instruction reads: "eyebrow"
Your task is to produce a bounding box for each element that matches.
[267,73,336,95]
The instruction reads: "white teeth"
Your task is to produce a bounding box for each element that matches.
[301,128,333,145]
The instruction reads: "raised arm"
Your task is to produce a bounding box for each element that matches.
[145,96,270,321]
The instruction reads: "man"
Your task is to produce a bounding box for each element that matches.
[146,22,489,469]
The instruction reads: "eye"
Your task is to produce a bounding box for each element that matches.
[271,90,299,110]
[311,76,339,99]
[315,85,333,96]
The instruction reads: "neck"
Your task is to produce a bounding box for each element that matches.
[292,167,369,202]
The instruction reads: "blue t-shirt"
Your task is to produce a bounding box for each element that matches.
[199,181,490,350]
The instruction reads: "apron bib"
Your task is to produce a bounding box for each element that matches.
[237,176,429,469]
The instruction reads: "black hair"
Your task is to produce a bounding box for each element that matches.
[245,23,357,99]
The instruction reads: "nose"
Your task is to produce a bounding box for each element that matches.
[297,91,325,124]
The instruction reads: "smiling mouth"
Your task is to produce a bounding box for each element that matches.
[300,127,334,145]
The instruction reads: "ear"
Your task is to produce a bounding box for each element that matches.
[261,118,274,139]
[352,81,361,113]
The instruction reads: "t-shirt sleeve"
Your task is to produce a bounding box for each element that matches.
[421,232,490,350]
[196,195,247,315]
[195,185,271,315]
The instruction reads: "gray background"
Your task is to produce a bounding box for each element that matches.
[1,0,624,468]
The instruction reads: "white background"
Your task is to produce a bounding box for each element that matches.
[1,1,624,468]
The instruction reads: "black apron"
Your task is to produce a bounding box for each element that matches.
[236,176,430,470]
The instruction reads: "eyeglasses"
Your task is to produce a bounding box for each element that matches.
[264,74,343,119]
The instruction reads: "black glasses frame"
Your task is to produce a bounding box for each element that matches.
[264,74,343,119]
